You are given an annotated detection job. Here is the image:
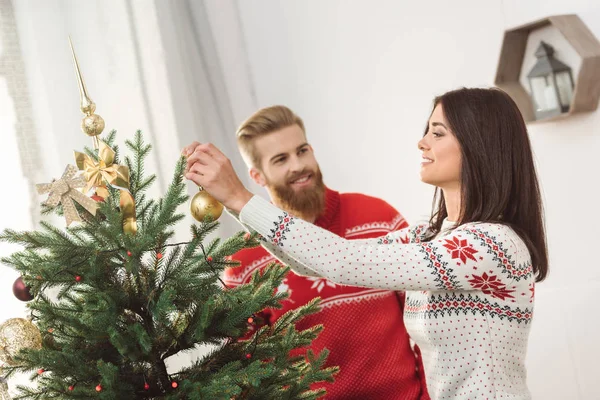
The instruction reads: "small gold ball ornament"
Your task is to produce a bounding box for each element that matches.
[81,113,105,137]
[0,318,42,366]
[190,188,224,222]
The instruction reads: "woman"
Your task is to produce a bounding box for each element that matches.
[184,87,547,400]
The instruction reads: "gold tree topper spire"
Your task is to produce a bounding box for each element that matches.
[69,36,105,148]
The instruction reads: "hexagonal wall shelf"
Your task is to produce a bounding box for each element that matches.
[495,14,600,123]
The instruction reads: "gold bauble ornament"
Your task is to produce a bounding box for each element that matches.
[0,318,42,366]
[81,113,105,138]
[190,188,224,222]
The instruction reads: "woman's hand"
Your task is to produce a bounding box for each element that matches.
[184,143,253,214]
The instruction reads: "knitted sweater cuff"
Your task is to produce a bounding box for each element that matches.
[239,195,283,237]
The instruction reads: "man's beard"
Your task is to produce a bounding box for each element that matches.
[268,168,326,221]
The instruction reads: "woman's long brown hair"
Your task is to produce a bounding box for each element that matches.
[425,87,548,282]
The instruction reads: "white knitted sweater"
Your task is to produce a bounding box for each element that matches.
[238,195,535,400]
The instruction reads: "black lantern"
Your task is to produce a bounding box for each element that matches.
[527,41,574,120]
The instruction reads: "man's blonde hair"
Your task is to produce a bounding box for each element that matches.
[236,105,305,168]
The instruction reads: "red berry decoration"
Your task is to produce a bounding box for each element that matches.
[96,384,102,392]
[75,275,82,282]
[206,256,213,262]
[245,353,252,359]
[12,276,34,302]
[144,383,150,390]
[37,369,44,375]
[157,252,163,259]
[127,251,132,257]
[247,317,254,324]
[68,385,74,391]
[171,381,178,389]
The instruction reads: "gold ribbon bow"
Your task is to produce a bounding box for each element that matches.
[74,141,137,234]
[36,165,99,226]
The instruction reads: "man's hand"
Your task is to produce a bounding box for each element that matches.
[184,143,253,214]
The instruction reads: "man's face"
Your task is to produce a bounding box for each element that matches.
[250,124,325,220]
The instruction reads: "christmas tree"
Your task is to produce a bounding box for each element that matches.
[0,130,336,399]
[0,41,336,400]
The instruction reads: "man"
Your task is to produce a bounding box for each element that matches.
[184,106,427,399]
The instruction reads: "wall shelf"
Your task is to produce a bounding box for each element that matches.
[495,14,600,123]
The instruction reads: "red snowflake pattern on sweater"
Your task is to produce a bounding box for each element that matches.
[442,236,478,264]
[468,272,515,300]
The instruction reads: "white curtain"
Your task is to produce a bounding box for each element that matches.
[0,0,39,391]
[1,0,261,391]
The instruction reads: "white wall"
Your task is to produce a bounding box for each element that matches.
[235,0,600,398]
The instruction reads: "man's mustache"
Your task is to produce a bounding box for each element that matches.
[286,169,313,183]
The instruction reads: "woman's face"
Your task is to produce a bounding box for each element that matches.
[417,103,462,190]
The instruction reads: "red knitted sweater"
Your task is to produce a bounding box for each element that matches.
[224,188,429,399]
